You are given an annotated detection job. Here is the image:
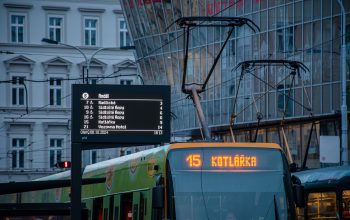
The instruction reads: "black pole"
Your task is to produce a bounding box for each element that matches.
[302,122,314,170]
[202,27,234,90]
[71,142,82,220]
[253,115,262,142]
[82,66,85,84]
[86,67,89,84]
[182,26,190,92]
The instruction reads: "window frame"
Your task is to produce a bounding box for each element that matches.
[9,12,27,43]
[120,79,133,85]
[48,137,65,168]
[88,77,98,85]
[11,76,26,106]
[119,18,132,47]
[83,16,99,46]
[342,190,350,219]
[49,77,63,107]
[306,191,337,219]
[47,14,64,43]
[11,137,27,169]
[91,150,97,164]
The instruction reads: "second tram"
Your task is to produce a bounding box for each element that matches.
[294,166,350,220]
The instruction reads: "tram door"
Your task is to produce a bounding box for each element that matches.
[132,191,149,220]
[84,199,93,220]
[103,195,114,220]
[132,192,140,220]
[92,197,104,220]
[121,193,133,220]
[113,194,121,220]
[139,191,149,220]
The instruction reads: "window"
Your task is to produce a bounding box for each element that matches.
[49,138,63,168]
[277,27,294,53]
[120,79,133,85]
[49,78,62,106]
[343,190,350,218]
[48,16,63,43]
[119,19,132,47]
[10,14,25,43]
[277,84,293,116]
[12,138,26,168]
[84,18,98,46]
[307,192,337,219]
[91,150,97,164]
[12,76,25,106]
[89,78,98,84]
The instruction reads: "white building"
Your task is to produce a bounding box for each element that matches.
[0,0,142,182]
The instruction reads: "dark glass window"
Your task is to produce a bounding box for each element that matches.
[11,15,25,43]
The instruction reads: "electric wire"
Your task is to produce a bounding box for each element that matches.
[0,0,244,133]
[0,10,347,156]
[0,33,344,136]
[171,32,347,115]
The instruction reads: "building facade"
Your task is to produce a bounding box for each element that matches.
[121,0,350,168]
[0,0,141,182]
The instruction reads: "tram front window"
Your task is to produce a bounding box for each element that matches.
[167,148,291,220]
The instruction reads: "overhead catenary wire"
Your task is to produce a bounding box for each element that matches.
[170,31,347,106]
[0,0,342,140]
[0,32,344,136]
[0,0,242,135]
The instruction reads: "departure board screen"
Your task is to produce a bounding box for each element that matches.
[71,84,170,144]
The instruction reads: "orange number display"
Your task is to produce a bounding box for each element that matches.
[186,154,202,168]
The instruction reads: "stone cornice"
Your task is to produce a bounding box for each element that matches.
[3,3,33,9]
[42,6,70,11]
[113,9,123,14]
[78,8,105,13]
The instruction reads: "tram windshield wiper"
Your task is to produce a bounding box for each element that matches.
[274,194,280,220]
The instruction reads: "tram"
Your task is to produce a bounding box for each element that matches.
[293,166,350,220]
[0,142,305,220]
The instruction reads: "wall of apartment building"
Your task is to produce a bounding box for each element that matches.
[0,0,141,182]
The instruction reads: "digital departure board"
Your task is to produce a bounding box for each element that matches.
[71,84,170,144]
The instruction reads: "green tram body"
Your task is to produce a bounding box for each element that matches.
[29,145,165,219]
[0,142,304,220]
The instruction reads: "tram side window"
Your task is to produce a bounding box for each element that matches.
[296,206,305,220]
[307,192,337,220]
[343,190,350,219]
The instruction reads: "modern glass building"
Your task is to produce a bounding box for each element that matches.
[121,0,350,168]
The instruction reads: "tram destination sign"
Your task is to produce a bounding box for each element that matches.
[72,84,170,144]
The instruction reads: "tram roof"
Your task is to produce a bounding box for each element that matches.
[293,166,350,189]
[169,142,282,150]
[36,145,169,181]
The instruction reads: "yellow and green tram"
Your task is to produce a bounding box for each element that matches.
[0,142,305,220]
